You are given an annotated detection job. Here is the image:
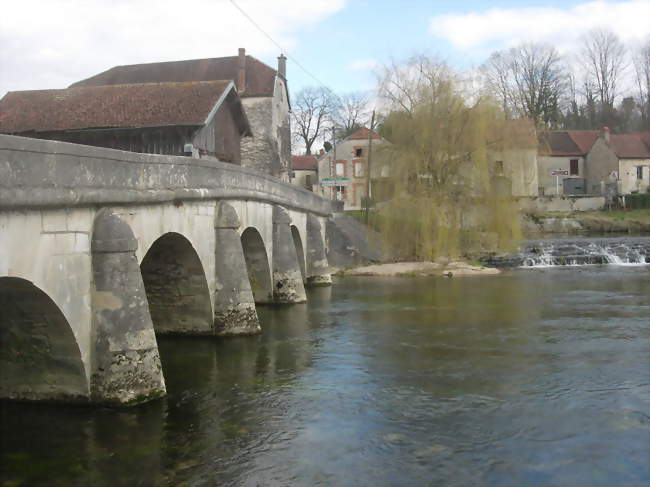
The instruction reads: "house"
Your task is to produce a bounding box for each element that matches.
[489,119,539,197]
[317,128,388,210]
[0,80,251,162]
[67,48,291,180]
[290,154,318,191]
[586,129,650,195]
[537,130,599,195]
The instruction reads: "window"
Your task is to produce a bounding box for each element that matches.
[305,175,312,188]
[495,161,503,175]
[335,162,345,176]
[335,186,346,200]
[570,159,579,176]
[637,166,644,180]
[355,148,363,157]
[354,162,365,178]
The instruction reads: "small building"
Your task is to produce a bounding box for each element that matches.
[0,81,251,163]
[290,154,318,191]
[490,119,539,197]
[317,128,387,210]
[67,49,291,180]
[537,130,599,195]
[586,129,650,195]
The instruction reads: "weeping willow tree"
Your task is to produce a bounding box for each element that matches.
[375,55,523,261]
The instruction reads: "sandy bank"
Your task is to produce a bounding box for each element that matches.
[339,261,500,277]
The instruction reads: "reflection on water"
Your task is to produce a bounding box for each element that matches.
[1,269,649,486]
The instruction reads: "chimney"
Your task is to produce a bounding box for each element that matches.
[603,126,610,143]
[237,48,246,93]
[278,54,287,79]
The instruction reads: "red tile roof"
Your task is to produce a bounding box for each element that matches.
[539,130,599,156]
[567,131,599,154]
[610,133,650,159]
[70,56,277,97]
[539,131,582,156]
[291,155,318,170]
[346,127,382,140]
[0,81,235,133]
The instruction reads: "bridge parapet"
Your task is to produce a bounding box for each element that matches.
[0,135,334,216]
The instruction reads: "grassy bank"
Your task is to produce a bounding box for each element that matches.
[580,209,650,224]
[529,209,650,225]
[524,209,650,235]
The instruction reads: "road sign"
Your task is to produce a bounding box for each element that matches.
[321,177,350,186]
[551,169,569,176]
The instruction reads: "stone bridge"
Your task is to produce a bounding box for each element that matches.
[0,135,333,406]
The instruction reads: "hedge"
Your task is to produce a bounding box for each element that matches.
[625,193,650,209]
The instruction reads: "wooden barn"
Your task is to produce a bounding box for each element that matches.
[0,80,251,164]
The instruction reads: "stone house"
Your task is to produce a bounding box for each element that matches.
[0,80,251,162]
[317,128,388,210]
[290,154,318,191]
[489,119,539,197]
[586,129,650,195]
[66,48,291,180]
[537,130,599,195]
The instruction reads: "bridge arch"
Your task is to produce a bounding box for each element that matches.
[291,225,306,283]
[240,227,273,303]
[0,277,88,402]
[140,232,213,334]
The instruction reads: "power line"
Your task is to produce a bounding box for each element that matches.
[228,0,332,90]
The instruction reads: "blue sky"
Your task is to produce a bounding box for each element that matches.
[281,0,650,95]
[1,0,649,98]
[285,0,579,92]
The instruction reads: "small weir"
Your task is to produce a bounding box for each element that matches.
[485,236,650,268]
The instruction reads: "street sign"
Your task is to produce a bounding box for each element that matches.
[321,177,350,186]
[551,169,569,176]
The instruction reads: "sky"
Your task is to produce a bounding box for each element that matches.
[1,0,649,99]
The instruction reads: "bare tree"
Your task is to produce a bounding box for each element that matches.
[481,51,514,118]
[482,42,567,126]
[291,86,337,155]
[580,28,628,110]
[378,55,452,116]
[633,37,650,129]
[332,91,370,139]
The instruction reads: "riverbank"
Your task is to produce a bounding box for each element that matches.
[523,209,650,235]
[336,260,500,277]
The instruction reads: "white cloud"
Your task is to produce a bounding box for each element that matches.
[429,0,650,54]
[0,0,346,97]
[347,58,379,72]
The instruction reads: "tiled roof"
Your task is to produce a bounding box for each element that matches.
[539,131,582,156]
[539,130,599,156]
[291,154,318,170]
[567,131,599,154]
[70,56,277,97]
[0,81,235,133]
[346,127,382,140]
[610,133,650,159]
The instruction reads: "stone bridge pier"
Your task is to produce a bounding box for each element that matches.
[0,135,333,406]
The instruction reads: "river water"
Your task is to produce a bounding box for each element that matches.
[1,266,650,486]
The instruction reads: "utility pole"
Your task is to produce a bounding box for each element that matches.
[364,110,375,225]
[330,125,337,201]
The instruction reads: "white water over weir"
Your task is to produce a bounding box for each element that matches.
[485,237,650,268]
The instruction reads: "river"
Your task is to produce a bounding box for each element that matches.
[1,265,649,486]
